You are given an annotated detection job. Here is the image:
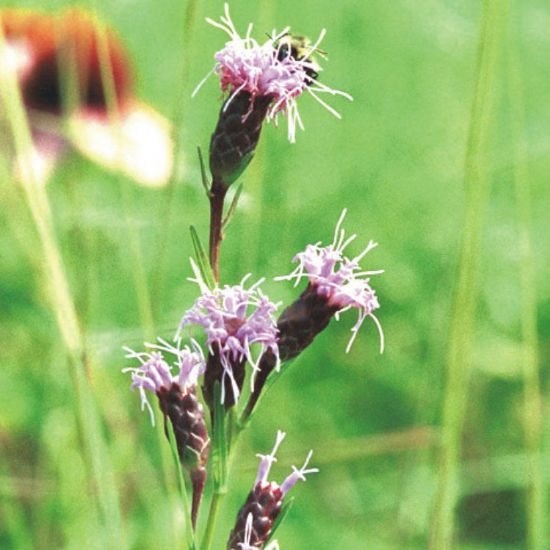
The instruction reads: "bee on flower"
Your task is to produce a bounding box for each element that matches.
[194,3,352,185]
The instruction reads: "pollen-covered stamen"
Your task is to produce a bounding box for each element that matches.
[276,208,384,353]
[179,272,280,408]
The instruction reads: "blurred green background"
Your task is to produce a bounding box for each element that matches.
[1,0,549,548]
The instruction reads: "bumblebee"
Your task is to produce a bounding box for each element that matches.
[273,33,326,83]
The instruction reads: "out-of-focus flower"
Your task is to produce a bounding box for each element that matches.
[227,431,317,549]
[245,210,383,418]
[195,3,351,184]
[178,270,280,409]
[0,8,173,187]
[123,338,208,528]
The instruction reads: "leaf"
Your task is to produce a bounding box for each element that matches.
[197,146,210,196]
[222,183,244,230]
[190,225,216,289]
[267,497,295,543]
[211,381,228,492]
[166,421,197,550]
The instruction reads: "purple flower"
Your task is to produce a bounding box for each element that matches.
[238,513,280,550]
[123,338,205,424]
[228,431,317,549]
[193,3,352,143]
[277,209,384,353]
[178,271,280,403]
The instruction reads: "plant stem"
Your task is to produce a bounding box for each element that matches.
[507,4,546,548]
[209,178,228,283]
[429,1,505,548]
[201,489,224,550]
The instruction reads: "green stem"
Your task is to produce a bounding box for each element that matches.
[429,1,505,548]
[201,490,224,550]
[507,4,546,548]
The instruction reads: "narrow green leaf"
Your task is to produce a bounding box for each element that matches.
[190,225,216,289]
[222,183,244,230]
[197,146,211,196]
[211,382,228,492]
[267,497,295,543]
[167,421,197,550]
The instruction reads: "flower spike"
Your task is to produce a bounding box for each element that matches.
[227,432,317,549]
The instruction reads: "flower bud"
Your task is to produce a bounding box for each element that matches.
[209,92,272,185]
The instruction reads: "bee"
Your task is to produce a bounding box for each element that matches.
[272,33,327,84]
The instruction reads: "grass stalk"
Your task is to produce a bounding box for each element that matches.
[0,23,122,549]
[507,4,546,548]
[92,10,188,546]
[150,0,202,313]
[428,1,506,547]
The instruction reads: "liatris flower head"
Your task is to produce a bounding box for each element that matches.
[244,210,384,419]
[178,268,280,409]
[277,208,384,353]
[123,338,205,424]
[195,3,351,184]
[227,431,317,549]
[123,338,209,528]
[238,513,280,550]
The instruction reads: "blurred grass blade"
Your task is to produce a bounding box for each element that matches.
[429,1,507,547]
[507,3,546,548]
[0,22,123,548]
[190,225,217,289]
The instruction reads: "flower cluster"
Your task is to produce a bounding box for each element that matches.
[123,338,205,424]
[1,7,173,187]
[178,273,280,404]
[227,431,317,549]
[124,338,209,527]
[195,3,352,143]
[277,209,384,353]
